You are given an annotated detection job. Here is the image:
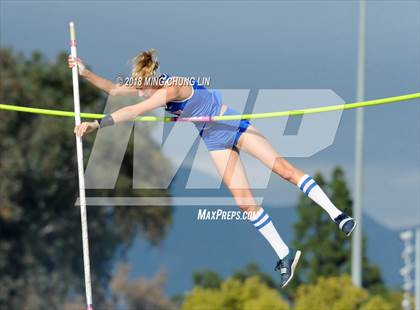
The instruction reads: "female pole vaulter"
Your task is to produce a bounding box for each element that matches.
[69,49,356,288]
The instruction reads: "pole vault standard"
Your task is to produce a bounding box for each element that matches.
[69,22,94,310]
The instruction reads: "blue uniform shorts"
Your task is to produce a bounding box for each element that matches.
[199,107,250,151]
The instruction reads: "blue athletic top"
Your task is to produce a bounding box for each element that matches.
[161,74,222,121]
[160,74,250,150]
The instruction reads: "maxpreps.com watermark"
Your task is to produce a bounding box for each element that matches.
[197,209,257,221]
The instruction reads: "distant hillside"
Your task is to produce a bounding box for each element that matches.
[121,163,406,295]
[126,205,404,296]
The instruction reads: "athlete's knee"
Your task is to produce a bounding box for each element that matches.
[273,157,295,181]
[230,188,257,211]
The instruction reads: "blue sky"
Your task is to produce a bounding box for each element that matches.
[1,0,418,229]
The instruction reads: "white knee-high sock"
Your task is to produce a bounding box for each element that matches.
[249,208,289,259]
[297,174,342,220]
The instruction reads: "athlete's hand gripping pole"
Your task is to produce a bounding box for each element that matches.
[69,21,94,310]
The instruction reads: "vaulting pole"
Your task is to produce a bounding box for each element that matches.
[69,21,94,310]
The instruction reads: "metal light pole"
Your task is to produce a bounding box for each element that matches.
[352,0,366,287]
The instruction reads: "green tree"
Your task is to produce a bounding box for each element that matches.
[182,276,290,310]
[0,48,172,308]
[360,296,393,310]
[294,275,395,310]
[192,263,277,291]
[291,167,384,293]
[193,269,223,289]
[232,262,277,289]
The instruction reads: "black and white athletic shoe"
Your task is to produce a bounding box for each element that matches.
[334,213,357,237]
[275,249,302,288]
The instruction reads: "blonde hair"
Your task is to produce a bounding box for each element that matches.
[131,49,159,87]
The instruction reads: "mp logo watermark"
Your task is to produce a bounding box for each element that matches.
[77,89,344,207]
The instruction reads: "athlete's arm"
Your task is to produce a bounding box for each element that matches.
[111,87,178,123]
[74,86,179,137]
[68,56,138,96]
